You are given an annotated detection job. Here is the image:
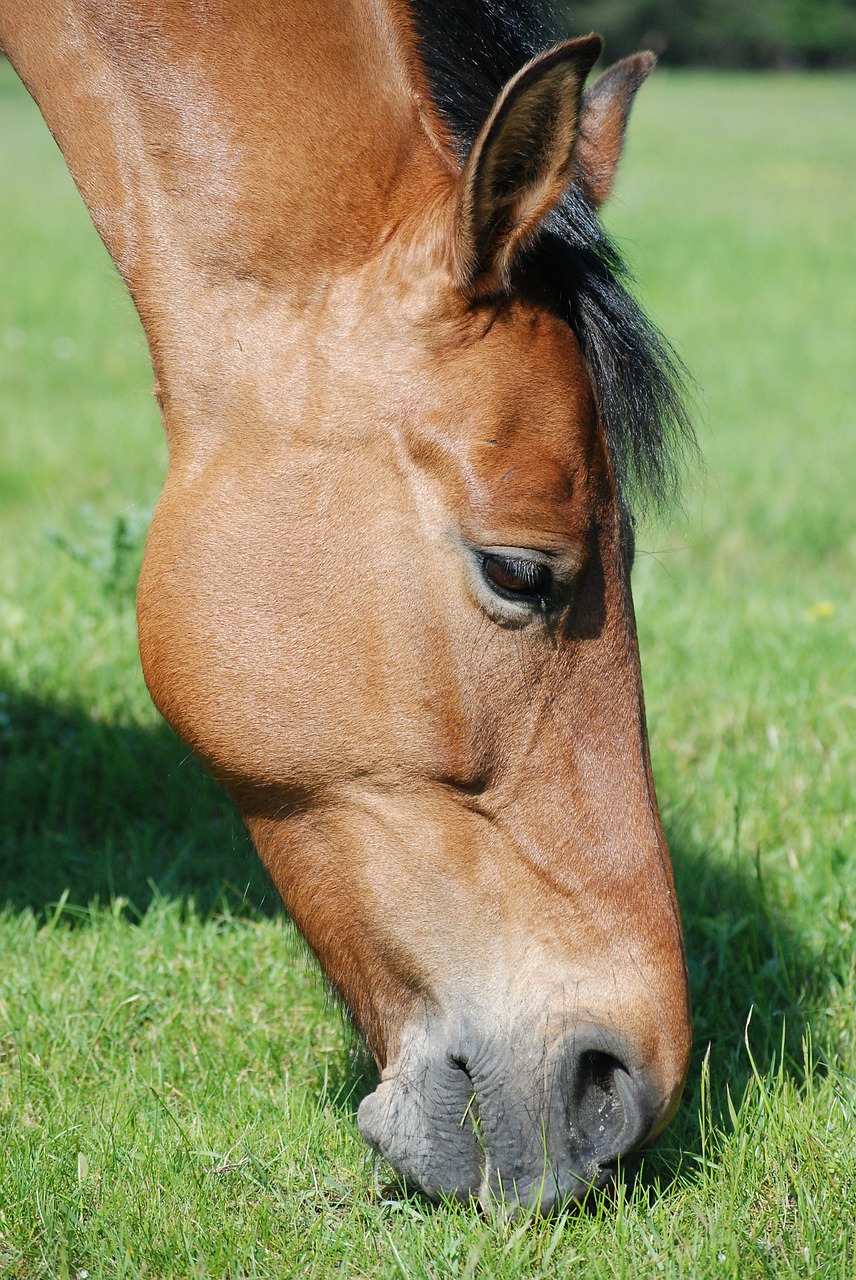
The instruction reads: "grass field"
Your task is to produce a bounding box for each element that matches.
[1,60,854,1278]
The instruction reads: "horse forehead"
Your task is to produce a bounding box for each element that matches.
[307,273,596,492]
[409,302,598,486]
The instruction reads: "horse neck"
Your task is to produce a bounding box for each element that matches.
[0,0,449,315]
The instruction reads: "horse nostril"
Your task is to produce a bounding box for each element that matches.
[574,1050,628,1157]
[565,1033,658,1175]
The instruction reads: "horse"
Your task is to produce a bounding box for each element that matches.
[0,0,694,1209]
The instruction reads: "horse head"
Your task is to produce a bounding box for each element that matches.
[1,0,692,1210]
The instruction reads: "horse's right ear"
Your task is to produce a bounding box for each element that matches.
[573,52,657,208]
[455,34,602,297]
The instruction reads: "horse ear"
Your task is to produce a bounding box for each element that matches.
[574,52,656,209]
[455,34,602,296]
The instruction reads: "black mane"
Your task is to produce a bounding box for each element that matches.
[408,0,694,515]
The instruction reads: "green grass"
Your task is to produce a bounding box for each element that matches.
[1,62,855,1277]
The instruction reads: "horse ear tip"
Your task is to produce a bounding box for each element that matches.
[620,50,657,85]
[588,49,657,97]
[577,32,604,63]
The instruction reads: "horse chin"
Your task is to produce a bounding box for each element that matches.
[357,1012,664,1211]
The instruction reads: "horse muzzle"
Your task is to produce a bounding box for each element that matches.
[357,1014,669,1211]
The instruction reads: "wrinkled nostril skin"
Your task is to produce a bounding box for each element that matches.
[358,1019,669,1211]
[357,1033,483,1200]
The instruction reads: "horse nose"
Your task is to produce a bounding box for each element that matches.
[560,1025,661,1188]
[358,1019,674,1211]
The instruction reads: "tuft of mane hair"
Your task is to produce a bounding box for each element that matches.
[408,0,695,517]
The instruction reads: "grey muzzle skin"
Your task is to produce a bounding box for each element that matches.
[357,1017,661,1212]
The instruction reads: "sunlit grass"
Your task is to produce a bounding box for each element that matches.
[0,61,854,1277]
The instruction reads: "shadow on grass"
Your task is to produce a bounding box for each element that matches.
[638,817,829,1195]
[0,687,275,919]
[0,687,829,1179]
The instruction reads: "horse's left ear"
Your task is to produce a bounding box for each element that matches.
[455,34,602,296]
[574,52,656,209]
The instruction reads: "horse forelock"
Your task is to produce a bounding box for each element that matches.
[403,0,695,517]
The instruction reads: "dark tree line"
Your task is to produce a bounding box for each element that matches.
[562,0,856,67]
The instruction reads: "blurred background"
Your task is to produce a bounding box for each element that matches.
[564,0,856,66]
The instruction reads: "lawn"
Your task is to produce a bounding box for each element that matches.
[1,59,854,1278]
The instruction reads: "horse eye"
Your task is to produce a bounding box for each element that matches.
[481,555,552,605]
